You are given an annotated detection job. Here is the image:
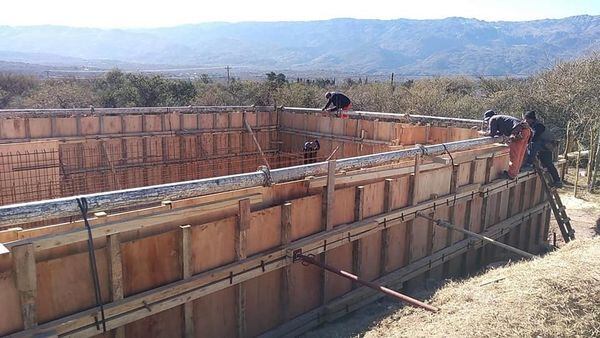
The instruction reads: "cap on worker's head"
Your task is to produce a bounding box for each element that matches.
[524,110,536,120]
[325,92,332,98]
[483,110,496,121]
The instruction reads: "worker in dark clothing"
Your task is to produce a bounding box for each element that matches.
[522,111,562,187]
[322,92,352,112]
[479,110,532,179]
[303,139,320,164]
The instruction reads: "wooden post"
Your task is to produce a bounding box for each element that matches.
[443,164,460,276]
[107,234,125,338]
[574,140,581,197]
[12,243,37,329]
[280,202,292,322]
[99,112,104,135]
[561,121,571,181]
[236,198,250,338]
[591,126,600,193]
[50,115,57,138]
[586,127,595,187]
[380,178,393,275]
[351,186,365,288]
[321,160,336,304]
[405,154,421,264]
[479,155,494,264]
[322,160,336,231]
[179,225,194,338]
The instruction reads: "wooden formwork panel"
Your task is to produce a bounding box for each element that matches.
[0,155,550,337]
[0,109,551,337]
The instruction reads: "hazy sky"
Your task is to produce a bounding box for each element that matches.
[1,0,598,28]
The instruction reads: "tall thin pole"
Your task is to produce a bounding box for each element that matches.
[587,126,596,189]
[225,66,231,85]
[590,126,600,193]
[574,140,582,197]
[561,121,571,181]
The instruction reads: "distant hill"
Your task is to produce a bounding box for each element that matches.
[0,15,598,76]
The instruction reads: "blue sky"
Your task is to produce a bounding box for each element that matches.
[0,0,598,28]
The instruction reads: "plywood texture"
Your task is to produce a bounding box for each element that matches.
[0,108,548,338]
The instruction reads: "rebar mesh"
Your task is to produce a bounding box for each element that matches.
[0,136,321,206]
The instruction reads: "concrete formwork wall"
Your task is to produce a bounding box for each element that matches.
[0,109,278,206]
[0,108,550,337]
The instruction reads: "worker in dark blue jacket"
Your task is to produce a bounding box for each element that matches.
[322,92,352,112]
[522,111,562,187]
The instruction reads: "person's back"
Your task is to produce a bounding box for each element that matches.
[322,92,352,112]
[488,115,521,137]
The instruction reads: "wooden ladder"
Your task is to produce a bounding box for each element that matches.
[534,162,575,243]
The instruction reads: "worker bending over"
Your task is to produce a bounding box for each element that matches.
[303,139,320,164]
[322,92,352,113]
[522,111,562,187]
[479,110,532,179]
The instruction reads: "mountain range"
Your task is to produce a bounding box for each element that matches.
[0,15,598,76]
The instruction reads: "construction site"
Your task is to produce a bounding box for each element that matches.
[0,105,577,337]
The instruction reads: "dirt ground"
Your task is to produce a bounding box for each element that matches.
[549,169,600,243]
[302,169,600,338]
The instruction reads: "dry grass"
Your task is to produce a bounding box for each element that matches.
[365,238,600,337]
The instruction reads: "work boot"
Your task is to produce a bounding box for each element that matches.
[552,180,563,189]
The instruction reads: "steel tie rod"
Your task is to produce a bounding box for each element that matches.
[416,213,535,259]
[294,253,439,312]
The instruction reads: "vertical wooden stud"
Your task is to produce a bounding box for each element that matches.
[405,154,421,264]
[236,198,250,338]
[380,178,393,275]
[12,243,37,329]
[280,202,292,322]
[179,225,194,338]
[351,186,365,288]
[107,234,125,338]
[320,160,336,304]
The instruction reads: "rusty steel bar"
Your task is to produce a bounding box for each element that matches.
[0,136,500,227]
[295,253,439,312]
[416,213,536,259]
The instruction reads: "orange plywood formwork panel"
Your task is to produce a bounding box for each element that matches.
[0,107,549,338]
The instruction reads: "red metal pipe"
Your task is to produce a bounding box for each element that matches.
[296,254,439,312]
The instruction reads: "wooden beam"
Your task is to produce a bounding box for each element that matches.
[106,234,124,338]
[322,160,336,231]
[306,144,509,190]
[3,193,263,253]
[479,155,495,264]
[280,202,292,322]
[12,243,38,329]
[443,164,460,276]
[179,225,194,338]
[380,178,393,275]
[236,199,250,338]
[352,186,365,288]
[406,154,421,264]
[321,160,336,304]
[279,128,391,145]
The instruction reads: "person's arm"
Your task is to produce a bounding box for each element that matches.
[479,118,498,136]
[322,97,333,111]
